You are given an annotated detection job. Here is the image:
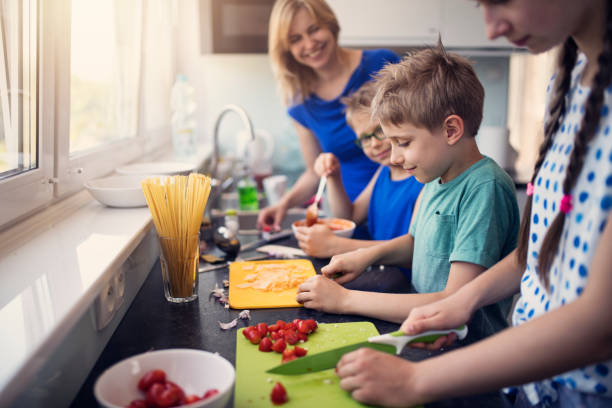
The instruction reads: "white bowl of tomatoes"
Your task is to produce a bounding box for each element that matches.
[94,348,234,408]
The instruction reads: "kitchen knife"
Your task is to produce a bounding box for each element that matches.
[266,325,468,375]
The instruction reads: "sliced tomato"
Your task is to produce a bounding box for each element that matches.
[297,320,312,334]
[244,329,262,345]
[137,369,166,391]
[271,338,287,353]
[268,323,280,332]
[270,330,282,340]
[126,399,147,408]
[275,320,287,329]
[281,348,297,364]
[270,382,289,405]
[202,388,219,400]
[258,337,273,352]
[242,326,257,339]
[256,322,268,337]
[183,394,202,404]
[285,322,297,331]
[291,318,301,326]
[284,330,299,345]
[293,346,308,357]
[297,332,308,342]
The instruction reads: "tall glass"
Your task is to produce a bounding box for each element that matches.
[158,234,199,303]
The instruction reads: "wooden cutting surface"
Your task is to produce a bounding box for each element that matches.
[228,259,316,309]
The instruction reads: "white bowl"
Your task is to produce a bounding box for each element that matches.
[94,349,235,408]
[85,175,150,208]
[292,217,356,238]
[116,161,195,176]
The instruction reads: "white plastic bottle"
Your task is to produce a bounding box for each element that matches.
[170,74,197,158]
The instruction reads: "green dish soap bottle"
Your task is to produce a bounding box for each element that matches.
[237,165,259,211]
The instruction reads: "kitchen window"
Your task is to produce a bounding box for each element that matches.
[0,0,175,229]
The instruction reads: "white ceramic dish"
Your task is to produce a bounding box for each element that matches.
[116,161,195,176]
[291,217,356,239]
[85,175,149,208]
[94,348,235,408]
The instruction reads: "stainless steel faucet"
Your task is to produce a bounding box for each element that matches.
[210,104,256,180]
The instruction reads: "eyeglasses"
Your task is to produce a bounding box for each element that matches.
[354,126,385,149]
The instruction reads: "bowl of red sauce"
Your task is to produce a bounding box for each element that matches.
[291,217,356,238]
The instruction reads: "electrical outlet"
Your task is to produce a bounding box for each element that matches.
[113,268,126,310]
[94,276,116,331]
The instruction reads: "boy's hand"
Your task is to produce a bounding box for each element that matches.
[294,224,338,258]
[313,153,340,178]
[257,203,287,231]
[399,295,471,350]
[336,348,422,407]
[321,249,370,284]
[296,275,348,313]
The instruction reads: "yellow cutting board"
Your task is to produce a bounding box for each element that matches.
[229,259,316,309]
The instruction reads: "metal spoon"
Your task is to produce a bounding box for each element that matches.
[213,226,241,261]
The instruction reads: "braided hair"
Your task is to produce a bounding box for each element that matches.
[517,0,612,288]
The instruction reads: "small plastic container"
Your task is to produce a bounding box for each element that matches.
[224,209,239,235]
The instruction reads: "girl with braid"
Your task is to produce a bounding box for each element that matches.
[332,1,612,407]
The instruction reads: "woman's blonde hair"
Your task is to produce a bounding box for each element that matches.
[268,0,340,105]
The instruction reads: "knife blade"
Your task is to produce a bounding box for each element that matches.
[266,326,467,375]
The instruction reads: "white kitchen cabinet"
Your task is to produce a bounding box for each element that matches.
[440,0,511,49]
[327,0,513,50]
[328,0,441,47]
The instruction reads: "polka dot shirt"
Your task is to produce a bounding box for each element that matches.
[512,54,612,404]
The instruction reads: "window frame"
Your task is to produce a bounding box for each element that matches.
[0,0,54,228]
[0,0,172,229]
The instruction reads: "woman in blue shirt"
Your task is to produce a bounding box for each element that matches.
[257,0,399,231]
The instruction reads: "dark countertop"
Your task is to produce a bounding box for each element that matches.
[71,237,508,408]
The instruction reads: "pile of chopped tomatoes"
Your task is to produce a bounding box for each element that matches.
[242,318,317,363]
[126,369,219,408]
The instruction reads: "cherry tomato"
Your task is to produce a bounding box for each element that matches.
[256,322,268,337]
[270,382,288,405]
[268,323,280,332]
[297,320,311,334]
[285,322,297,331]
[242,326,257,339]
[293,346,308,357]
[275,320,286,329]
[281,348,297,364]
[270,330,282,340]
[145,382,183,408]
[202,388,219,399]
[126,399,147,408]
[258,337,273,352]
[292,318,301,326]
[297,332,308,342]
[284,330,298,345]
[272,338,287,353]
[305,319,318,332]
[244,329,262,345]
[137,369,166,391]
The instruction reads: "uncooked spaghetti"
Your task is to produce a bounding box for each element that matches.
[142,173,211,299]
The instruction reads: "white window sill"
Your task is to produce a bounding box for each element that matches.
[0,189,154,406]
[0,144,213,406]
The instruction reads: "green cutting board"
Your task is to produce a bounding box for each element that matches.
[235,321,380,407]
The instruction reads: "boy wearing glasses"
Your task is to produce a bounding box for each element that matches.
[297,45,519,339]
[293,80,423,262]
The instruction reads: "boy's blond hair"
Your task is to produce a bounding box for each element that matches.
[371,42,484,137]
[268,0,340,106]
[341,80,377,128]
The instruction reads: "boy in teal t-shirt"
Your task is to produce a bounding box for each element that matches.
[296,43,519,338]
